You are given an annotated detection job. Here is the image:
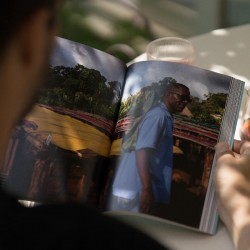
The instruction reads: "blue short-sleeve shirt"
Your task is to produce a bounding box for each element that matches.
[112,102,173,204]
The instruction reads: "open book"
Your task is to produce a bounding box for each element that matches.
[2,37,245,235]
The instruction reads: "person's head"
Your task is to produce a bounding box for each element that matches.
[0,0,59,160]
[162,82,190,113]
[0,1,58,57]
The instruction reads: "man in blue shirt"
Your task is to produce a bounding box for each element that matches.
[111,82,191,213]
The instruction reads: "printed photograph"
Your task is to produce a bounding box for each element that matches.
[106,61,232,228]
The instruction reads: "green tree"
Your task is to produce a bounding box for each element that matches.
[39,64,122,120]
[201,93,227,117]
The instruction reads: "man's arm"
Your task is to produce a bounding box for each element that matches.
[215,140,250,250]
[135,148,154,213]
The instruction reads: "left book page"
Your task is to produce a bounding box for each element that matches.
[1,37,127,207]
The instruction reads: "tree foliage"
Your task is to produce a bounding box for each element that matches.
[120,78,228,127]
[39,65,122,120]
[119,77,177,118]
[188,93,227,125]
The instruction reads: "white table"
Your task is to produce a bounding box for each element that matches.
[116,23,250,250]
[132,23,250,89]
[109,212,234,250]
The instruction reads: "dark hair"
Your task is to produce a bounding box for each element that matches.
[164,82,190,95]
[0,0,57,56]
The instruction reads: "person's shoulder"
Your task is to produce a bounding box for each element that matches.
[139,103,172,128]
[146,103,171,118]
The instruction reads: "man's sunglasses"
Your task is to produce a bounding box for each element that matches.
[170,92,191,103]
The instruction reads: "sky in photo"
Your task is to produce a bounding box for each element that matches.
[49,38,233,102]
[50,37,127,86]
[123,61,232,100]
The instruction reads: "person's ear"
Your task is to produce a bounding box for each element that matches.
[17,8,56,73]
[0,8,57,130]
[0,8,57,163]
[164,92,172,101]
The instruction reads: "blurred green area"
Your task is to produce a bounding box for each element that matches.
[58,1,155,63]
[57,0,250,63]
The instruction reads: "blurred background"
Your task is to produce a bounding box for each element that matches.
[58,0,250,62]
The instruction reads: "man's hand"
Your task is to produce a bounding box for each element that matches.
[140,188,153,213]
[136,148,154,213]
[215,140,250,250]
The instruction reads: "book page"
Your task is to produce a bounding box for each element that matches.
[102,61,244,234]
[234,88,250,141]
[2,38,127,207]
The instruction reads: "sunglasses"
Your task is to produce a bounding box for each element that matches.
[170,92,191,103]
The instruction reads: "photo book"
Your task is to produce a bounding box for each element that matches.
[1,37,245,235]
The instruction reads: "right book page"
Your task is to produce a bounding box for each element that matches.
[105,60,245,235]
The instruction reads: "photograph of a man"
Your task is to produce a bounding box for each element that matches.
[109,82,191,213]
